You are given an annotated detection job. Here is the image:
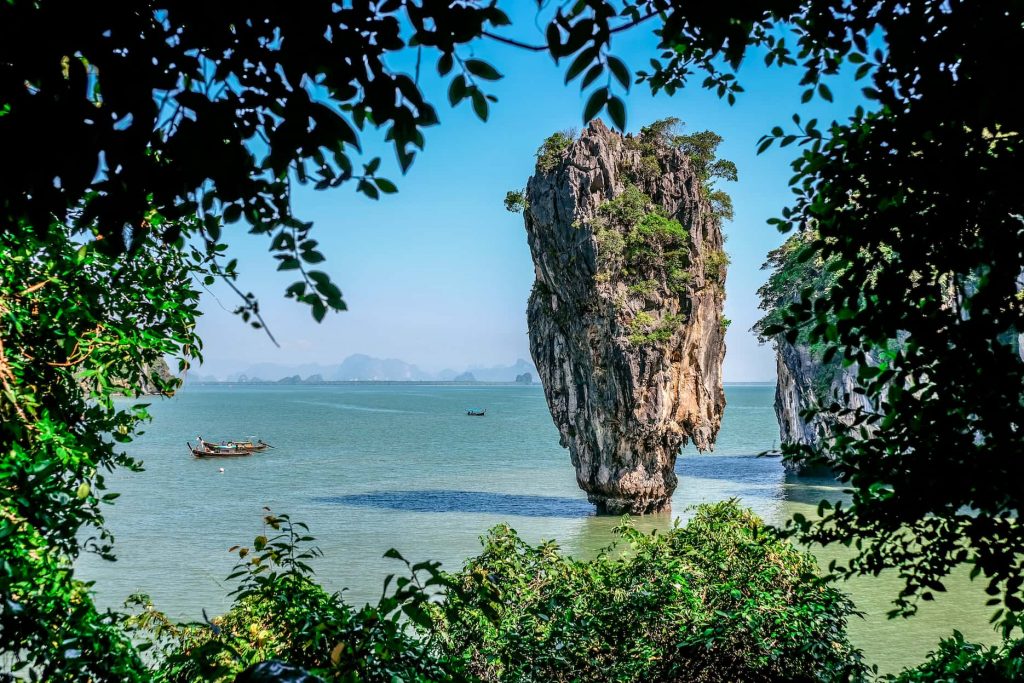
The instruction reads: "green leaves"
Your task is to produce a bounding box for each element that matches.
[127,512,465,682]
[464,59,502,81]
[447,74,467,107]
[435,502,865,682]
[606,95,626,131]
[606,55,630,90]
[583,86,609,123]
[0,220,203,679]
[447,70,495,123]
[565,47,597,84]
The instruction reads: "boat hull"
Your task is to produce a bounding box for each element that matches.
[191,447,252,458]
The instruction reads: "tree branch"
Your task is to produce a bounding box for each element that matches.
[482,11,659,53]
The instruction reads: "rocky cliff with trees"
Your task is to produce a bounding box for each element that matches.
[513,119,732,514]
[754,231,874,469]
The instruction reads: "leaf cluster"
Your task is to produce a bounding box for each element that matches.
[434,500,867,683]
[127,512,463,683]
[0,217,204,680]
[534,130,577,174]
[628,312,686,346]
[741,2,1024,634]
[885,632,1024,683]
[503,190,528,214]
[0,1,512,325]
[593,185,692,296]
[704,249,731,285]
[626,118,737,222]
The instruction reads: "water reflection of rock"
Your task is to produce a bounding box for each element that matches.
[316,490,594,519]
[781,466,849,510]
[558,454,844,558]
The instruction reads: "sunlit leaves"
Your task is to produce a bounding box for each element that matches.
[0,219,203,678]
[436,502,865,682]
[127,512,463,681]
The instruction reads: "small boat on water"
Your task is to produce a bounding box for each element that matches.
[224,438,272,452]
[466,408,486,416]
[188,439,253,458]
[187,436,273,458]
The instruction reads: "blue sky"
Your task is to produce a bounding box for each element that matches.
[196,11,868,382]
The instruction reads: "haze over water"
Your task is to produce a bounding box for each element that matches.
[80,383,995,675]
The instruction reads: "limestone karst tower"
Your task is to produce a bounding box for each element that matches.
[521,119,729,514]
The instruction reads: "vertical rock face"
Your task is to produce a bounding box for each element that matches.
[756,231,878,471]
[523,120,727,514]
[773,340,872,467]
[141,357,176,395]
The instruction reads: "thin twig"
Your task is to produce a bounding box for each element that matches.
[0,334,31,424]
[220,274,280,348]
[20,279,54,297]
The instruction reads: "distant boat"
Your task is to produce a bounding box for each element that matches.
[466,409,486,416]
[188,436,272,457]
[188,439,253,458]
[224,438,273,452]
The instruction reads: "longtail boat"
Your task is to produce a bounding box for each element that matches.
[224,439,273,452]
[466,408,486,416]
[188,440,253,458]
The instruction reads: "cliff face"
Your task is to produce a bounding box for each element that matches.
[141,357,176,395]
[773,341,873,467]
[756,232,882,470]
[524,120,727,514]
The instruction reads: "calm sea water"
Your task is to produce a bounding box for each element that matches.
[78,383,997,674]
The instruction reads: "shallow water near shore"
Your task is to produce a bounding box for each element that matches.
[79,383,998,675]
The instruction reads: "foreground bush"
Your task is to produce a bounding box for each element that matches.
[886,632,1024,682]
[125,512,462,683]
[124,503,871,682]
[435,500,866,682]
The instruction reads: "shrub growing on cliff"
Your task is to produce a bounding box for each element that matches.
[434,501,866,683]
[628,312,686,345]
[503,189,528,214]
[627,118,737,222]
[593,185,692,295]
[704,249,731,284]
[534,130,577,173]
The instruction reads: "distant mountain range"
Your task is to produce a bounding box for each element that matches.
[192,355,537,383]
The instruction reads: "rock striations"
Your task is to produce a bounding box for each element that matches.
[755,230,875,470]
[773,339,872,466]
[522,120,728,514]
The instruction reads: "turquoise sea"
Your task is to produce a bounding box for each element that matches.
[79,383,997,675]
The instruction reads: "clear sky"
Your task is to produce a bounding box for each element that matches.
[195,11,868,382]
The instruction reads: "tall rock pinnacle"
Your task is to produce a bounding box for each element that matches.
[522,119,729,514]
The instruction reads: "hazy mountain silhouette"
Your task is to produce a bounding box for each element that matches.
[208,354,538,383]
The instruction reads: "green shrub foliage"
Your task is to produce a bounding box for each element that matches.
[503,190,528,214]
[435,501,866,683]
[125,512,463,683]
[886,632,1024,683]
[593,185,690,294]
[0,219,204,681]
[534,130,577,173]
[627,118,737,222]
